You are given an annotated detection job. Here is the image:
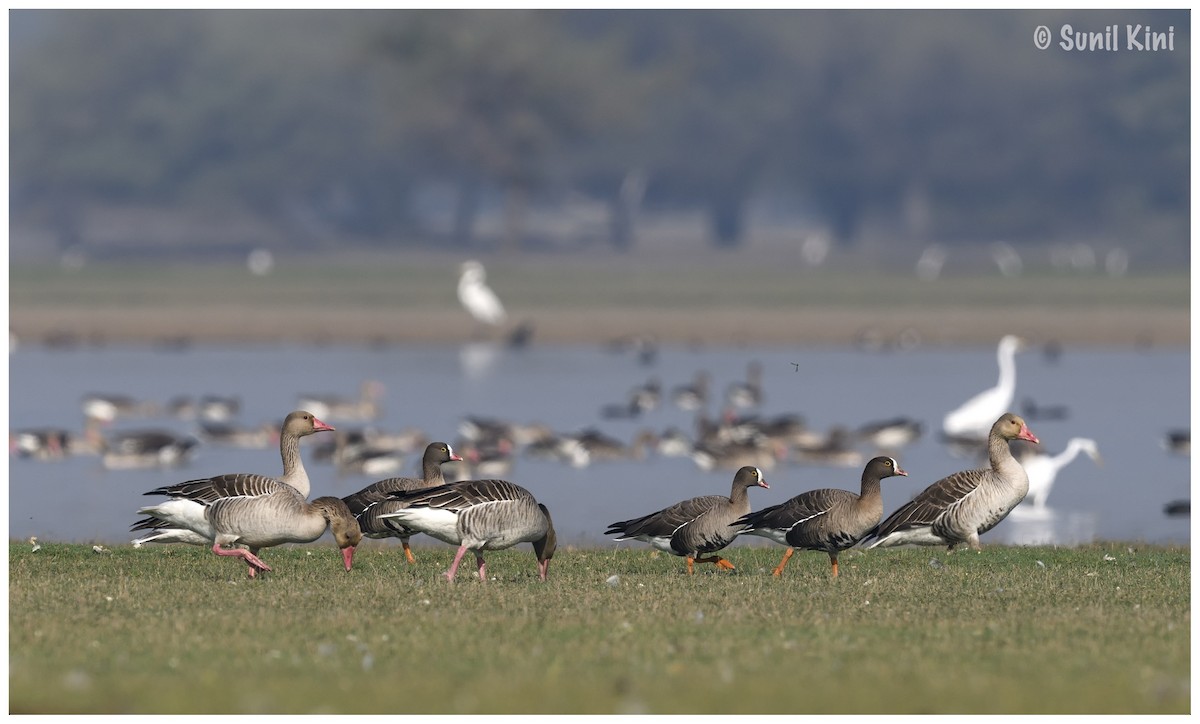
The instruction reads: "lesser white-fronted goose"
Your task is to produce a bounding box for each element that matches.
[605,466,769,574]
[342,442,463,563]
[379,479,556,582]
[298,380,384,423]
[866,413,1039,551]
[941,335,1025,441]
[457,259,508,328]
[1014,437,1101,511]
[132,476,362,577]
[735,456,907,577]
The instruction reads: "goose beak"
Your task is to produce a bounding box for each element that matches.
[758,479,770,490]
[313,416,336,433]
[450,453,464,462]
[341,545,356,571]
[895,467,909,477]
[1018,424,1040,445]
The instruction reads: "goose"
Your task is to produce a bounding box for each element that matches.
[605,466,770,574]
[1162,430,1189,456]
[1015,437,1102,511]
[725,360,764,410]
[97,427,200,470]
[132,476,361,578]
[941,335,1025,441]
[855,417,924,452]
[196,420,277,449]
[734,456,907,577]
[457,259,507,328]
[81,393,157,421]
[342,442,463,564]
[379,479,556,582]
[298,380,384,423]
[671,371,710,412]
[10,427,74,460]
[866,413,1039,551]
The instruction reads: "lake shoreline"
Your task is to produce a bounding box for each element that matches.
[10,304,1189,349]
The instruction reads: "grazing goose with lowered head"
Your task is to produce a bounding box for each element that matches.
[1014,437,1101,512]
[735,456,907,578]
[606,466,769,575]
[133,476,362,578]
[342,442,463,564]
[379,479,555,582]
[128,410,334,553]
[867,413,1039,551]
[941,335,1025,442]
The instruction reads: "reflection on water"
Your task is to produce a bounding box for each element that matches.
[7,341,1191,548]
[1001,506,1099,546]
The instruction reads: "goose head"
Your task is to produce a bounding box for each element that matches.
[993,413,1039,445]
[315,496,363,571]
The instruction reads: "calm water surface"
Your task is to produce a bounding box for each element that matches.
[8,339,1191,549]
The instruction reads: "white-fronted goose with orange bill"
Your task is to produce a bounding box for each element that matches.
[735,456,906,577]
[605,465,769,575]
[379,479,555,582]
[342,442,463,563]
[866,413,1039,551]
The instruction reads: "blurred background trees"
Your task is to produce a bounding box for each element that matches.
[9,8,1190,263]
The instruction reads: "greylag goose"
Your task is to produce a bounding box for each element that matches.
[297,380,384,422]
[1014,437,1101,511]
[379,479,556,582]
[941,335,1025,441]
[866,413,1039,551]
[133,476,361,577]
[735,456,907,577]
[457,259,508,328]
[342,442,463,563]
[605,466,769,575]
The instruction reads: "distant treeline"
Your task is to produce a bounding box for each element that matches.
[9,9,1190,258]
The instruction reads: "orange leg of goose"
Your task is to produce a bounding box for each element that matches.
[830,556,839,578]
[696,555,736,571]
[686,557,695,575]
[402,540,416,565]
[772,548,795,577]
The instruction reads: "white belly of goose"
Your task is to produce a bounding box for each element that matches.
[380,507,461,546]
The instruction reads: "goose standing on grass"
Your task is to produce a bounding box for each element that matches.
[457,259,508,329]
[133,477,362,578]
[867,413,1039,551]
[605,466,769,575]
[941,335,1025,441]
[379,479,556,582]
[129,410,334,552]
[1015,437,1101,512]
[342,442,463,564]
[735,456,907,578]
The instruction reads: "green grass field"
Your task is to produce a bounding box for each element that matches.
[8,541,1190,714]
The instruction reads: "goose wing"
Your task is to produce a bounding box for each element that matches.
[869,469,983,539]
[605,494,725,540]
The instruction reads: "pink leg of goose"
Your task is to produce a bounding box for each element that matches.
[444,544,470,581]
[475,552,487,581]
[211,543,271,577]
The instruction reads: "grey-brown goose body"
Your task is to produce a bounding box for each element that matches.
[343,442,462,563]
[867,413,1039,551]
[736,456,906,576]
[605,465,769,574]
[380,479,555,581]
